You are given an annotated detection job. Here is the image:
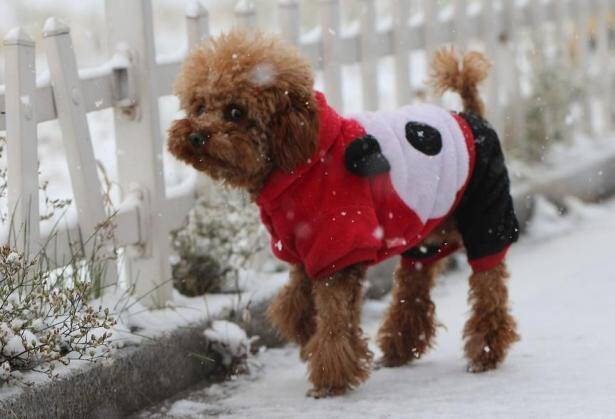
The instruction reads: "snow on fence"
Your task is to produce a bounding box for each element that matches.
[0,0,614,308]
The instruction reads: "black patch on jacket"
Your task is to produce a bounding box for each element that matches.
[454,112,520,261]
[405,121,442,156]
[402,244,442,260]
[345,135,391,177]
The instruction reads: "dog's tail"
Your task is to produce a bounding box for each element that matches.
[428,46,491,118]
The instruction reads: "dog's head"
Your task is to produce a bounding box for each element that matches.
[168,30,319,192]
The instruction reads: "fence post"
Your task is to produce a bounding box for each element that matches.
[185,0,209,50]
[320,0,343,110]
[3,28,40,258]
[184,1,216,202]
[43,18,118,289]
[235,1,257,30]
[530,0,546,54]
[278,0,300,45]
[454,0,467,51]
[359,0,378,110]
[392,0,411,106]
[424,0,443,105]
[555,0,570,64]
[595,0,612,131]
[502,0,525,152]
[529,0,558,143]
[610,0,615,127]
[105,0,172,307]
[483,0,502,133]
[573,0,593,133]
[423,0,437,59]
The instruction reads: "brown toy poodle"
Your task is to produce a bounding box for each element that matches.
[168,30,520,398]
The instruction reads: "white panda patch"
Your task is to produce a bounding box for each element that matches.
[350,104,471,223]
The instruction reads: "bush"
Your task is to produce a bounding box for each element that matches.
[0,137,72,224]
[0,245,117,385]
[171,194,270,296]
[524,54,585,162]
[0,135,117,385]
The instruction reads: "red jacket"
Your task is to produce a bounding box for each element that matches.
[257,92,477,279]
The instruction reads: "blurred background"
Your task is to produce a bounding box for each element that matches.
[1,2,615,415]
[1,0,614,299]
[1,0,613,209]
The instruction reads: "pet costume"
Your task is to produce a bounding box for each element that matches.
[257,92,519,279]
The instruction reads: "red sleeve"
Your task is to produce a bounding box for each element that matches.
[469,246,510,272]
[296,206,381,279]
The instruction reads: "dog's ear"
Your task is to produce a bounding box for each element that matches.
[269,89,319,172]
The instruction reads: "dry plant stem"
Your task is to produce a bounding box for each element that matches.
[463,263,520,372]
[377,261,443,367]
[301,265,373,398]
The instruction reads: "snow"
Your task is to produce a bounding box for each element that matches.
[1,1,614,413]
[87,269,287,349]
[234,0,255,14]
[249,63,276,87]
[0,266,287,398]
[3,27,34,45]
[78,52,130,79]
[184,0,207,19]
[204,320,251,366]
[42,17,69,37]
[138,197,615,418]
[167,400,223,417]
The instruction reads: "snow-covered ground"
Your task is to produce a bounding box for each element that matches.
[136,197,615,418]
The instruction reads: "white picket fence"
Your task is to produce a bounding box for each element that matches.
[0,0,614,308]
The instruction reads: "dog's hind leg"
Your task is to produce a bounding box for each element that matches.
[267,265,316,348]
[302,265,373,398]
[377,260,443,367]
[463,262,520,372]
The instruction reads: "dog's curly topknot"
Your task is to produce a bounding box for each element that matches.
[428,46,491,117]
[169,29,319,184]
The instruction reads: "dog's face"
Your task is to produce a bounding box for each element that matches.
[168,30,319,191]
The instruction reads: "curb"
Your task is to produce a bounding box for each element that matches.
[0,300,280,419]
[2,148,615,418]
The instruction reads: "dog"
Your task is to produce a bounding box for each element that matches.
[168,30,520,398]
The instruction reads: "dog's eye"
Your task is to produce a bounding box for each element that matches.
[195,104,206,116]
[224,104,245,122]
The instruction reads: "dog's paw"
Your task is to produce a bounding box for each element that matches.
[465,341,513,373]
[306,386,348,399]
[466,359,496,374]
[374,355,409,369]
[464,311,520,373]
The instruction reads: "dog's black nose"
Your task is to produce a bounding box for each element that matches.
[187,131,210,148]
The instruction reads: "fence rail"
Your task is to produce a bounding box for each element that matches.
[0,0,614,308]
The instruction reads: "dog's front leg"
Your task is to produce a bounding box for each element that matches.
[267,265,316,348]
[463,262,520,372]
[377,260,443,367]
[301,265,373,398]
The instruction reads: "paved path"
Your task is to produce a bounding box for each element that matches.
[137,199,615,418]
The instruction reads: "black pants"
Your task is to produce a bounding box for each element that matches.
[403,112,519,264]
[454,112,519,261]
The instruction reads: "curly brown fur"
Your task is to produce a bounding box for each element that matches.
[267,265,316,348]
[463,263,520,372]
[300,265,373,398]
[169,30,519,397]
[429,46,491,117]
[377,261,444,367]
[168,30,319,193]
